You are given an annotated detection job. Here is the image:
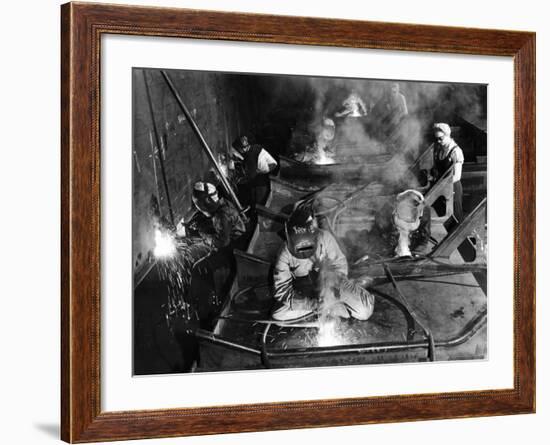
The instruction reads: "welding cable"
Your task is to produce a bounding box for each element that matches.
[313,196,344,216]
[382,263,436,361]
[315,182,373,220]
[330,204,347,233]
[368,288,417,341]
[261,323,272,368]
[273,176,325,194]
[217,300,350,328]
[210,283,271,325]
[214,296,321,327]
[417,254,487,275]
[353,251,486,269]
[216,315,321,328]
[352,253,425,267]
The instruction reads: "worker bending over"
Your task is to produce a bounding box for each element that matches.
[186,181,247,328]
[231,135,277,207]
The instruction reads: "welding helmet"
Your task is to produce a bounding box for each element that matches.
[393,190,425,231]
[320,117,336,142]
[192,181,220,216]
[322,117,335,129]
[285,205,318,260]
[232,135,250,155]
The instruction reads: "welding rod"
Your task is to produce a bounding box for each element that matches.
[160,70,244,213]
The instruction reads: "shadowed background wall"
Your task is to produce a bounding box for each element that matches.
[132,69,260,281]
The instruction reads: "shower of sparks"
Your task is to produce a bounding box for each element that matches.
[153,228,177,258]
[316,317,344,347]
[155,232,214,325]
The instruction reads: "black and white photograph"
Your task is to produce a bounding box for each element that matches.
[132,68,488,375]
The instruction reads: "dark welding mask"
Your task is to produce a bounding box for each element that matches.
[192,181,221,217]
[285,206,318,260]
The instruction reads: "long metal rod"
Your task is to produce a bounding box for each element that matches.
[143,70,175,225]
[160,70,244,213]
[148,130,162,217]
[194,329,261,355]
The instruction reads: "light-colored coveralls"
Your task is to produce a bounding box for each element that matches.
[272,229,374,321]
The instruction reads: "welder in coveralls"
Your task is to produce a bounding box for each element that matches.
[186,181,247,328]
[371,189,431,258]
[231,135,277,207]
[271,204,374,322]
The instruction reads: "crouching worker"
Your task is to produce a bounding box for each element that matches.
[187,181,246,250]
[271,205,374,322]
[187,181,247,329]
[372,189,431,258]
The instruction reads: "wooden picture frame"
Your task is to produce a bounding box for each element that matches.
[61,2,536,442]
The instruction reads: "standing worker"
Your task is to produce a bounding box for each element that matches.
[431,123,465,222]
[382,82,408,136]
[384,83,408,124]
[231,135,277,207]
[371,82,408,140]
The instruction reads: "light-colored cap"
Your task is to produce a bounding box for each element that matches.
[433,122,451,136]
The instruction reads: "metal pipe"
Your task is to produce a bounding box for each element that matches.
[194,329,261,355]
[194,309,486,361]
[160,70,244,213]
[369,288,417,341]
[216,316,321,328]
[265,310,486,358]
[143,70,175,226]
[436,311,487,348]
[261,323,272,368]
[268,340,429,357]
[148,130,162,217]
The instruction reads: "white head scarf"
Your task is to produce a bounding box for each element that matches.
[433,123,451,136]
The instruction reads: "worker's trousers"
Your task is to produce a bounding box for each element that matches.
[272,277,375,322]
